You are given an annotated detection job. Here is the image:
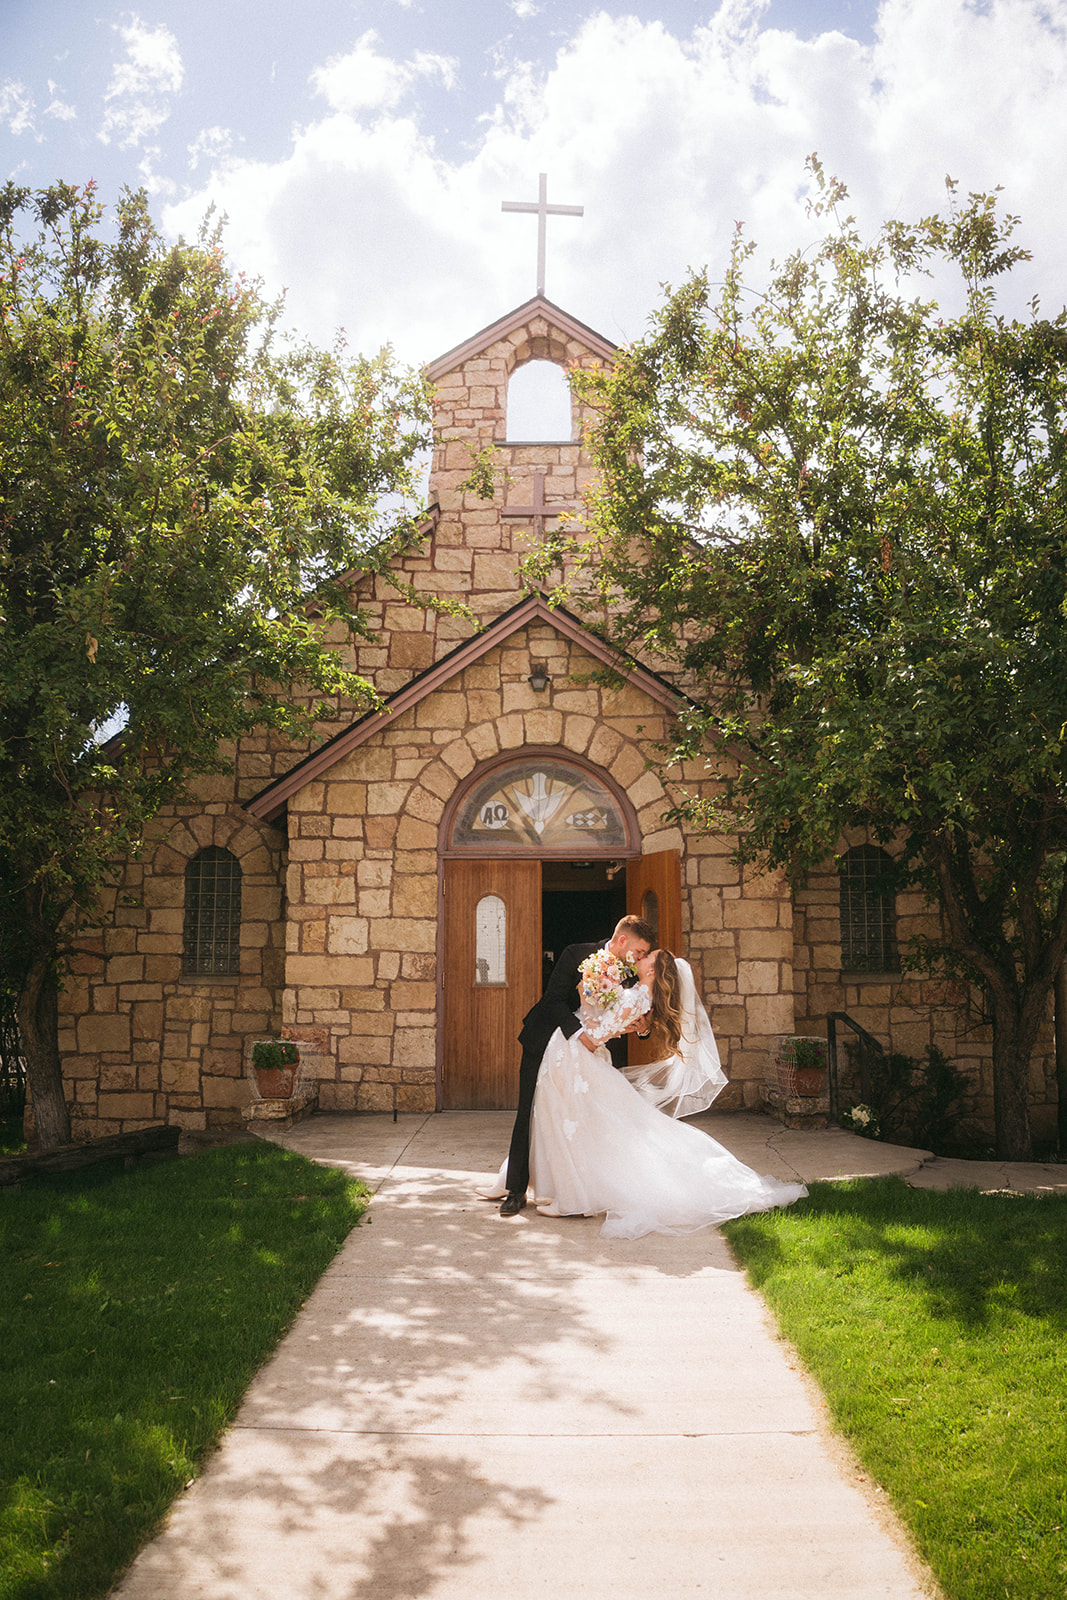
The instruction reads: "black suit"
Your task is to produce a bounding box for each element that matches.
[504,940,628,1197]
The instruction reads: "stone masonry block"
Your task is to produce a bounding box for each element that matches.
[389,981,436,1010]
[326,917,370,955]
[745,995,795,1036]
[97,1092,155,1119]
[78,1014,132,1053]
[392,876,437,918]
[737,960,783,995]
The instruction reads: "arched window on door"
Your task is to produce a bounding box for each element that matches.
[474,894,507,986]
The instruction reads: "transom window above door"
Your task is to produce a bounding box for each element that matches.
[450,757,631,852]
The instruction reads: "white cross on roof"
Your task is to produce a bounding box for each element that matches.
[502,173,584,298]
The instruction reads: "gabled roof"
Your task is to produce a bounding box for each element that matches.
[243,591,685,823]
[423,296,617,382]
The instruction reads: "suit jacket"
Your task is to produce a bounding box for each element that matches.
[519,940,629,1071]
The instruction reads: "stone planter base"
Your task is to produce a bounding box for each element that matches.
[243,1085,318,1133]
[760,1080,830,1130]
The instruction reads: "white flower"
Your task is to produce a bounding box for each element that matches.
[573,1073,589,1095]
[563,1119,577,1141]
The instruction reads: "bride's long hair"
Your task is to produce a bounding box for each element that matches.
[649,951,683,1056]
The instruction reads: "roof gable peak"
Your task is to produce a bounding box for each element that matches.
[424,296,616,382]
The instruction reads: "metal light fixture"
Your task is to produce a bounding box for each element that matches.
[527,663,550,692]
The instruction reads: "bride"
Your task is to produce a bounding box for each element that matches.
[485,949,807,1239]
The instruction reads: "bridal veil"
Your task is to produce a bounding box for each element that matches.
[623,956,727,1117]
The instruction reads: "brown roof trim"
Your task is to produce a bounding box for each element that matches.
[243,592,683,822]
[423,296,617,382]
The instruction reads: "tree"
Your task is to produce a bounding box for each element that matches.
[535,170,1067,1160]
[0,182,431,1148]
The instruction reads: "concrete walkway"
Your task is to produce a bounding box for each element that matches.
[113,1112,1065,1600]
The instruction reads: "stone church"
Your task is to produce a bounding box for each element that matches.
[55,289,1058,1145]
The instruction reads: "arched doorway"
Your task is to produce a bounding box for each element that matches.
[437,750,680,1109]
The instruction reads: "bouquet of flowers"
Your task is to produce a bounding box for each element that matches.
[578,948,636,1010]
[841,1103,880,1139]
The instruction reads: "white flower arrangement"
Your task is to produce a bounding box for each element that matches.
[841,1102,880,1138]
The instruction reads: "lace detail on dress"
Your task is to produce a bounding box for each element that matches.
[579,984,651,1043]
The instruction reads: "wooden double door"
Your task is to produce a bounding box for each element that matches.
[440,851,681,1109]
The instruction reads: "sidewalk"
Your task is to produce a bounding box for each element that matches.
[113,1112,1062,1600]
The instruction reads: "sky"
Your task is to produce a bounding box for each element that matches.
[2,1,1067,373]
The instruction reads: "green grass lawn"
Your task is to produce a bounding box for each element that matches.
[723,1177,1067,1600]
[0,1138,368,1600]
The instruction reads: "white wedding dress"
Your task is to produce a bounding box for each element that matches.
[484,960,808,1239]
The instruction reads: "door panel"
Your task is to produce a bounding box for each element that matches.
[626,849,682,1067]
[442,859,541,1109]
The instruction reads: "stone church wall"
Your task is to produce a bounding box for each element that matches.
[57,804,286,1137]
[792,854,1059,1147]
[47,297,1054,1149]
[281,617,794,1116]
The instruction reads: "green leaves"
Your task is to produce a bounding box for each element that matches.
[0,181,431,950]
[539,172,1067,1157]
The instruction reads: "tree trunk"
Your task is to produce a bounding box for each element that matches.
[988,991,1037,1162]
[17,950,70,1150]
[1056,962,1067,1155]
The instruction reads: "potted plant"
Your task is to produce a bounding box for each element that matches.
[776,1035,828,1097]
[251,1038,300,1099]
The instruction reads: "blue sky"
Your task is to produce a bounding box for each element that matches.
[2,2,1065,367]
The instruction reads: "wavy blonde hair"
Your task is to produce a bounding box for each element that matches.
[649,950,683,1056]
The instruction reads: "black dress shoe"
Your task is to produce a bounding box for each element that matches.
[499,1191,527,1216]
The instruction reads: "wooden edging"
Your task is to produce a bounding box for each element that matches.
[0,1124,181,1186]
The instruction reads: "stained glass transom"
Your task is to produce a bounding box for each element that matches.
[451,759,627,851]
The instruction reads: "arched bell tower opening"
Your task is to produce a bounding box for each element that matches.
[505,358,574,442]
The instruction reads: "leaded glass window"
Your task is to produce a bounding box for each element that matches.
[839,845,897,973]
[475,895,506,985]
[183,847,242,975]
[451,759,628,851]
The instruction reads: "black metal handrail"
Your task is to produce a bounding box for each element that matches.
[825,1012,885,1121]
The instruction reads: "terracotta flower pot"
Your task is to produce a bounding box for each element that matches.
[254,1065,297,1099]
[776,1037,828,1098]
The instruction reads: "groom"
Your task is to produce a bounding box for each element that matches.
[497,913,656,1215]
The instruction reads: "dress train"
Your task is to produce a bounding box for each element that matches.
[525,1027,807,1238]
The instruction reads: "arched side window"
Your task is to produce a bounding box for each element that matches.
[839,845,897,973]
[506,360,573,441]
[183,847,242,976]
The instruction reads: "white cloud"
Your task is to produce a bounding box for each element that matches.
[311,31,457,114]
[188,126,234,170]
[163,2,1067,370]
[0,80,37,138]
[137,145,178,198]
[45,83,77,123]
[510,2,543,18]
[99,15,184,148]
